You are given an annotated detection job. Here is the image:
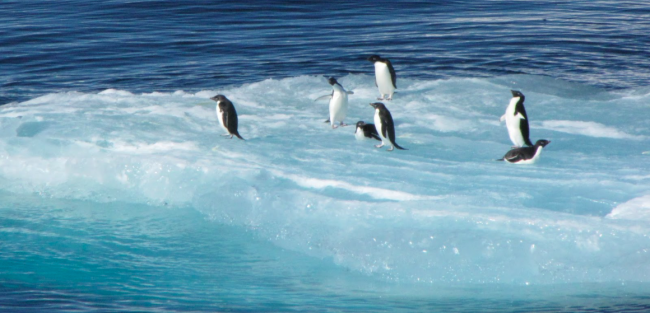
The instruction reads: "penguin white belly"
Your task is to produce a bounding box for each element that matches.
[374,111,389,145]
[355,127,367,140]
[329,92,348,124]
[374,63,395,95]
[216,105,229,134]
[505,98,525,147]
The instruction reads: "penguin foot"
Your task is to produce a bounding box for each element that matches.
[375,144,384,148]
[339,122,348,127]
[377,97,385,100]
[221,134,231,137]
[386,97,392,101]
[332,125,339,129]
[387,146,394,151]
[324,119,330,123]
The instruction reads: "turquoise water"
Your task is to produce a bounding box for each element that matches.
[3,194,650,312]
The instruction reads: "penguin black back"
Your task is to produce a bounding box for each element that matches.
[356,121,381,141]
[210,94,244,140]
[498,139,550,163]
[370,102,407,151]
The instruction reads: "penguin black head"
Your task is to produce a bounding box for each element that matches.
[367,55,381,63]
[511,90,525,98]
[328,77,338,85]
[535,139,551,147]
[356,121,366,128]
[369,102,386,110]
[210,94,228,102]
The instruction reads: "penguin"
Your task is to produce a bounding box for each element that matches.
[367,55,396,101]
[500,90,533,147]
[210,94,244,140]
[355,121,381,141]
[369,102,407,151]
[314,77,354,128]
[497,139,550,164]
[323,77,351,128]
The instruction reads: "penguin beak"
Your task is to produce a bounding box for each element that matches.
[369,103,377,108]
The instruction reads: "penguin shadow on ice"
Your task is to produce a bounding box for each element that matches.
[209,94,245,140]
[314,77,354,129]
[497,90,550,164]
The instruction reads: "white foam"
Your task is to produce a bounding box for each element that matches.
[98,88,134,96]
[109,140,199,154]
[271,170,442,201]
[419,114,475,132]
[538,120,645,140]
[607,195,650,220]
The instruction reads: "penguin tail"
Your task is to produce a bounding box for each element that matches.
[394,143,408,150]
[495,158,505,162]
[235,133,245,140]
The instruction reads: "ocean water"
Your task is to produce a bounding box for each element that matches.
[2,1,650,312]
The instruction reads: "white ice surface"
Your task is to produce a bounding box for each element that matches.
[1,74,650,285]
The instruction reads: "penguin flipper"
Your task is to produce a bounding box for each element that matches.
[380,117,389,139]
[503,148,525,163]
[346,91,354,95]
[314,94,333,102]
[514,102,529,120]
[519,117,532,146]
[366,130,381,141]
[386,60,397,88]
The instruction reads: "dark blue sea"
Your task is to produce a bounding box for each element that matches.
[2,1,650,312]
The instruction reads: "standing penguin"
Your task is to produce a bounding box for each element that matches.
[370,102,407,151]
[210,94,244,140]
[500,90,532,147]
[326,77,351,129]
[497,139,551,164]
[355,121,381,141]
[367,55,396,101]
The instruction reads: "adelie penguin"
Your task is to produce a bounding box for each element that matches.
[315,77,354,128]
[497,139,551,164]
[370,102,407,151]
[367,55,396,101]
[355,121,381,141]
[210,94,244,140]
[500,90,533,148]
